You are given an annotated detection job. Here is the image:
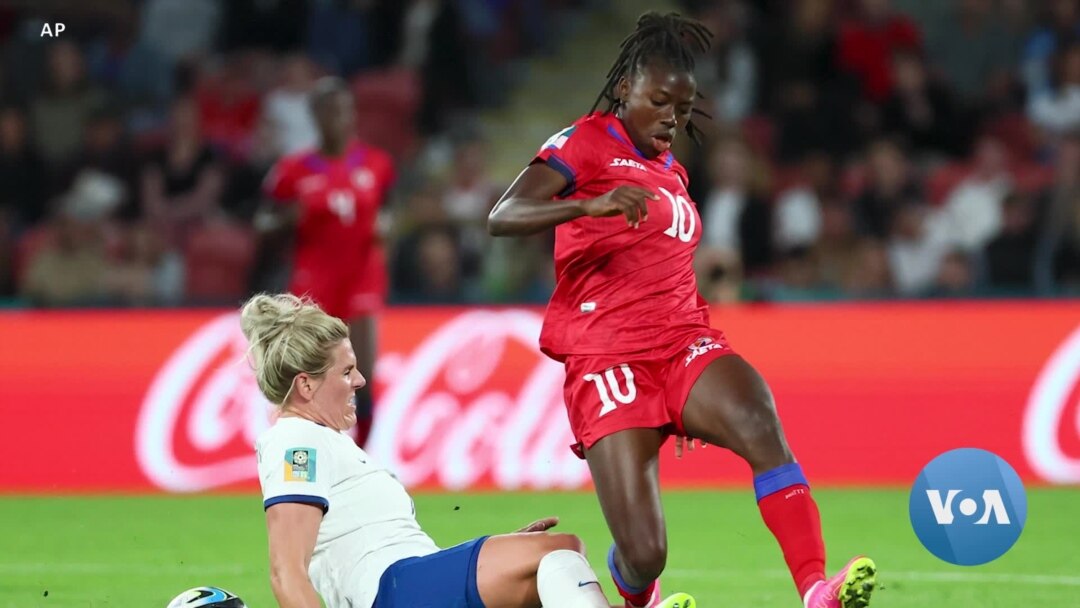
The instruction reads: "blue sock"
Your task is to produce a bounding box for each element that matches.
[607,543,649,594]
[753,462,809,502]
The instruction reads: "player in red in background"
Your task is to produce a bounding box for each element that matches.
[489,13,877,608]
[260,77,394,448]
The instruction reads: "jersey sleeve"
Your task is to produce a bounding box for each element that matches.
[257,426,333,513]
[368,147,397,205]
[532,122,603,197]
[263,156,300,203]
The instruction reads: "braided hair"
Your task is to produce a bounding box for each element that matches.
[591,12,713,145]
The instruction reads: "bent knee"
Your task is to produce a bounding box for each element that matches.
[545,532,585,555]
[619,537,667,582]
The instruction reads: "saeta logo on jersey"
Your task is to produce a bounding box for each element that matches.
[610,158,647,171]
[684,336,727,367]
[909,448,1027,565]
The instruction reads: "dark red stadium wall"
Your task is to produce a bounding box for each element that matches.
[0,303,1077,493]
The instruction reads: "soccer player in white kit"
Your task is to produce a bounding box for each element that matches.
[241,293,696,608]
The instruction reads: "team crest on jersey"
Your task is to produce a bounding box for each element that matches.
[542,126,576,150]
[610,158,647,171]
[297,175,326,194]
[684,336,727,367]
[284,448,317,482]
[352,168,375,190]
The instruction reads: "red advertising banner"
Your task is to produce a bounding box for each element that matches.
[1,303,1077,493]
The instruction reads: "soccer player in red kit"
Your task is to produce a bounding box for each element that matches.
[488,13,877,608]
[261,77,394,448]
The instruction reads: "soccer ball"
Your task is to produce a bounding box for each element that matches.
[166,586,246,608]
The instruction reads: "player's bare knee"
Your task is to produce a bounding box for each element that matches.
[548,533,585,555]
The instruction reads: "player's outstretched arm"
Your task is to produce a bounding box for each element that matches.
[266,503,324,608]
[489,163,586,236]
[489,163,658,236]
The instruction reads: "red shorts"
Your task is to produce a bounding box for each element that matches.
[289,248,387,320]
[562,328,735,458]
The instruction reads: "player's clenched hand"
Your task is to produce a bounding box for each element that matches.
[515,516,559,533]
[674,436,707,459]
[580,186,658,228]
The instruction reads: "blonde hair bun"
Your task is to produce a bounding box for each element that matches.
[240,293,349,405]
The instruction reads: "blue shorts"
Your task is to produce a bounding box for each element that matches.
[373,536,489,608]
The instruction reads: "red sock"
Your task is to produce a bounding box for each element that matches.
[758,484,826,598]
[612,577,656,608]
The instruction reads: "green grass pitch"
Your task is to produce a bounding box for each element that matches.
[2,489,1078,607]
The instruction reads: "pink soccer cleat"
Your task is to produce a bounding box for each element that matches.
[803,556,877,608]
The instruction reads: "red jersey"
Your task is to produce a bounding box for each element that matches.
[264,141,395,284]
[533,113,710,362]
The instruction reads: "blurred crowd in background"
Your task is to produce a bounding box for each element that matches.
[1,0,1079,308]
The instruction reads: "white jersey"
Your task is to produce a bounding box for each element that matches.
[256,417,438,608]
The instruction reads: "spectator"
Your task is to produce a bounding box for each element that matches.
[812,199,861,290]
[924,0,1021,108]
[767,245,840,301]
[1049,196,1080,291]
[108,222,185,305]
[140,98,224,249]
[886,200,951,296]
[881,49,969,157]
[852,137,920,238]
[19,175,126,307]
[55,107,139,220]
[837,0,923,104]
[941,135,1013,251]
[85,5,172,107]
[195,55,262,160]
[306,0,374,75]
[984,193,1040,292]
[394,224,470,304]
[700,134,773,275]
[774,151,834,250]
[767,0,861,161]
[30,41,108,166]
[138,0,223,68]
[926,248,977,298]
[262,54,319,156]
[412,0,476,134]
[0,105,46,228]
[442,136,499,280]
[841,238,894,298]
[695,246,747,303]
[692,0,757,124]
[1027,38,1080,135]
[1022,0,1080,98]
[222,0,308,52]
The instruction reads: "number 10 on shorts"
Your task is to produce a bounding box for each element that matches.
[584,364,637,417]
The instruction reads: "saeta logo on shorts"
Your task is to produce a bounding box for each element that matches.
[909,448,1027,565]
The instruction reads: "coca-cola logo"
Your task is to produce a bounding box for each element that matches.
[136,313,272,492]
[136,309,590,492]
[1023,323,1080,483]
[368,309,590,490]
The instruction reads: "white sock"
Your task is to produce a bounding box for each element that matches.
[537,549,611,608]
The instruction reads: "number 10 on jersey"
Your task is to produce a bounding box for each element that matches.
[585,364,637,417]
[659,187,695,242]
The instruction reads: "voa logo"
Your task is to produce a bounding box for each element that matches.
[909,448,1027,565]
